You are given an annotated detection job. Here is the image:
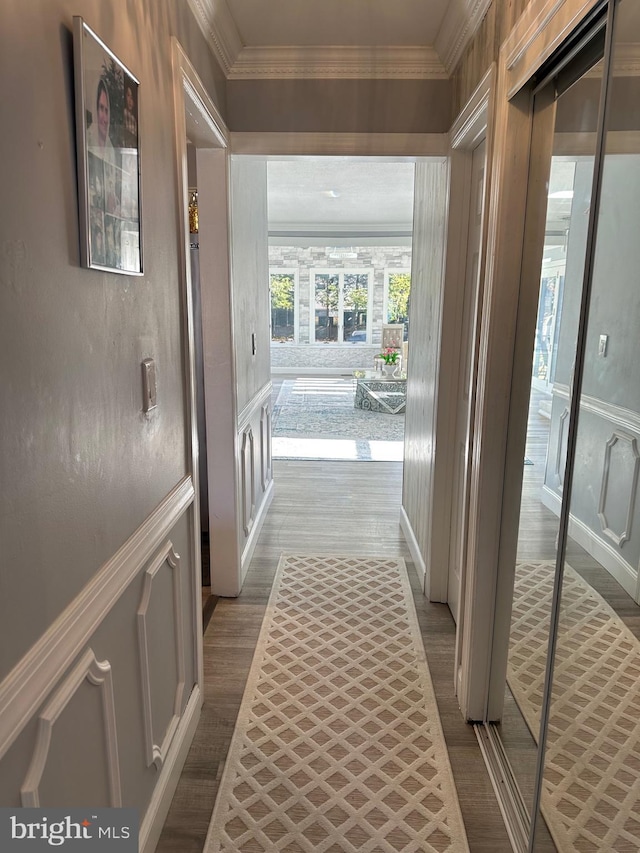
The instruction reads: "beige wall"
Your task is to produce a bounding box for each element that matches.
[227,79,452,133]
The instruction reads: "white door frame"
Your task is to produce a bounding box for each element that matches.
[230,135,454,606]
[171,39,236,680]
[444,66,495,699]
[457,0,603,722]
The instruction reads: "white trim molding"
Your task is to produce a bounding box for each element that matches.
[137,541,186,771]
[400,506,427,590]
[260,404,272,492]
[553,382,640,435]
[436,0,493,76]
[173,39,229,148]
[21,649,122,808]
[237,381,272,432]
[139,685,202,853]
[228,45,447,80]
[0,476,194,763]
[598,432,639,548]
[241,428,256,537]
[450,66,496,150]
[241,478,275,587]
[542,485,639,600]
[186,0,243,76]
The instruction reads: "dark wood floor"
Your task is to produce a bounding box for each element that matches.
[157,457,513,853]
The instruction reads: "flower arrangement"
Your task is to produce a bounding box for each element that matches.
[379,347,399,364]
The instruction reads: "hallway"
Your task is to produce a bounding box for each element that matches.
[158,460,511,852]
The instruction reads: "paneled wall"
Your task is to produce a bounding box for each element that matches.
[0,0,225,847]
[230,159,274,580]
[401,159,450,596]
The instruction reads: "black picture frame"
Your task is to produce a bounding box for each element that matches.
[73,17,143,275]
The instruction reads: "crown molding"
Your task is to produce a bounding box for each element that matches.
[227,45,447,80]
[186,0,243,75]
[435,0,492,75]
[188,1,448,80]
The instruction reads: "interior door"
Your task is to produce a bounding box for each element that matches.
[448,138,487,623]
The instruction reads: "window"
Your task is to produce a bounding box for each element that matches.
[269,270,297,343]
[311,270,371,344]
[384,270,411,340]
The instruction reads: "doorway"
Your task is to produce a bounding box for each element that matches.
[266,158,414,465]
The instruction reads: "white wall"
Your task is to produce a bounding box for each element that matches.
[401,159,451,598]
[229,159,274,585]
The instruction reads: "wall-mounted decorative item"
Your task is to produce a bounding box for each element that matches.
[381,323,404,350]
[73,17,143,275]
[188,189,199,234]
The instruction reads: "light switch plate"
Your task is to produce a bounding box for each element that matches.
[598,334,608,357]
[142,358,157,412]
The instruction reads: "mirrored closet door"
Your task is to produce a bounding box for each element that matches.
[485,1,640,850]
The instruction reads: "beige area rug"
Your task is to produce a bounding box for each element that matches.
[204,554,469,853]
[509,561,640,853]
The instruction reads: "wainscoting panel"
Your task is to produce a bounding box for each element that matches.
[598,432,639,548]
[241,428,256,537]
[0,490,199,841]
[543,392,640,599]
[260,404,272,491]
[237,383,274,585]
[21,649,121,808]
[137,542,186,770]
[556,406,570,490]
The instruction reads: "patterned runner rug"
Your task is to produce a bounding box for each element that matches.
[508,561,640,852]
[204,555,469,853]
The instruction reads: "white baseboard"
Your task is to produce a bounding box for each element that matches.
[541,485,638,600]
[240,478,275,587]
[400,505,427,591]
[140,684,202,853]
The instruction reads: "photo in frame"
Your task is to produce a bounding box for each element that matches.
[73,17,143,275]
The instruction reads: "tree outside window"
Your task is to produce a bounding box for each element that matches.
[314,274,340,342]
[312,271,370,343]
[387,271,411,339]
[342,273,369,342]
[270,272,296,342]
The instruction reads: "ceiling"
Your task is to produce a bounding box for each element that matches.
[267,160,415,234]
[225,0,449,48]
[187,0,490,79]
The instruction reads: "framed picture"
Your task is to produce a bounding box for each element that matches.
[73,17,143,275]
